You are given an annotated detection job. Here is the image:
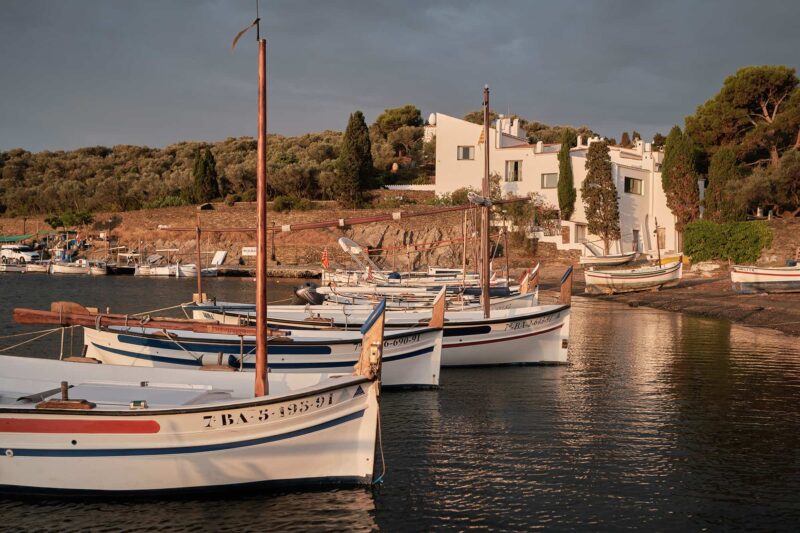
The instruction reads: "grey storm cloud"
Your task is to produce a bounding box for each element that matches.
[1,0,799,151]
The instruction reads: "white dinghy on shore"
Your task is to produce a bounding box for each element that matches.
[730,264,800,294]
[584,259,683,294]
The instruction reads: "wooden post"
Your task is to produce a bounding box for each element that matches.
[254,38,268,397]
[481,85,491,319]
[654,217,661,265]
[558,266,573,306]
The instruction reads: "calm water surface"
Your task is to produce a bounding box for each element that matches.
[0,275,799,531]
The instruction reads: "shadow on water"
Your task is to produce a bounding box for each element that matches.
[0,279,799,529]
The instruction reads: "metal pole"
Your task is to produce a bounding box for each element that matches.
[254,38,268,397]
[461,210,467,285]
[481,85,491,319]
[195,213,203,301]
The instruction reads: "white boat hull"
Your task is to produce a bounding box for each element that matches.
[0,356,379,494]
[84,325,442,388]
[579,251,638,267]
[201,305,571,366]
[135,264,218,278]
[50,263,90,275]
[24,263,49,273]
[584,262,682,294]
[731,265,800,294]
[0,264,25,273]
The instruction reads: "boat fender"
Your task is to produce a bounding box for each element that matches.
[293,283,324,305]
[388,271,401,280]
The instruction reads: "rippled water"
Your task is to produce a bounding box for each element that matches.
[0,275,799,530]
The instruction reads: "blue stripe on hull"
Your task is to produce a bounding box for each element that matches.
[733,281,800,294]
[91,343,435,369]
[118,334,331,355]
[10,409,366,457]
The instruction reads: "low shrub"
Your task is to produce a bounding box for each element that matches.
[684,220,772,263]
[224,193,241,206]
[271,195,313,212]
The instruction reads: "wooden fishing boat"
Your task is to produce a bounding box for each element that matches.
[0,263,25,273]
[193,268,572,367]
[584,260,682,294]
[0,315,383,494]
[24,261,50,273]
[82,293,444,388]
[730,264,800,294]
[50,261,91,275]
[89,262,108,276]
[579,251,639,267]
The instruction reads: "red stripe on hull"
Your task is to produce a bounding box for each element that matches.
[444,323,563,349]
[0,418,161,434]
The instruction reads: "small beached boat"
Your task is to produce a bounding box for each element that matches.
[584,260,683,294]
[0,263,25,273]
[730,264,800,294]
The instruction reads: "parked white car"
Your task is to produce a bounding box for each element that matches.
[0,244,41,264]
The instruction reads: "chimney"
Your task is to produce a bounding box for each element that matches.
[535,141,544,153]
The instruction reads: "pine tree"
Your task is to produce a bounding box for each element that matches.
[335,111,373,207]
[581,141,620,254]
[557,129,577,220]
[662,125,700,230]
[192,148,220,203]
[705,146,741,222]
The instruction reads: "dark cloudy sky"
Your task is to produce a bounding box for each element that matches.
[2,0,799,152]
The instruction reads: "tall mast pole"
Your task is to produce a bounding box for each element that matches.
[195,213,203,302]
[481,85,491,319]
[254,37,268,396]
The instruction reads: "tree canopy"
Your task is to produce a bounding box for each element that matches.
[685,65,799,168]
[662,125,700,231]
[580,141,620,254]
[557,129,577,220]
[704,147,742,222]
[334,111,373,208]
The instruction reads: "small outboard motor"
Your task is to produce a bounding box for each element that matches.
[293,282,324,305]
[388,271,402,280]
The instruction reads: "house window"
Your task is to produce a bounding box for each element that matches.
[457,146,474,160]
[624,177,643,195]
[505,161,522,182]
[541,173,558,189]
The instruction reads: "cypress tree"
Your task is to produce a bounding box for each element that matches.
[192,148,220,203]
[662,125,700,231]
[620,131,632,148]
[335,111,373,207]
[557,129,577,220]
[580,141,620,254]
[705,146,741,222]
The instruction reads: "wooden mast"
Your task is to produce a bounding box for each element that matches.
[195,213,203,302]
[481,85,491,319]
[254,37,268,396]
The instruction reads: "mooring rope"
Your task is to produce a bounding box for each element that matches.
[0,328,64,353]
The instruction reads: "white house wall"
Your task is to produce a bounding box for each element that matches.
[432,112,678,254]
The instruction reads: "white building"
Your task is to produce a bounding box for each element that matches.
[427,112,678,254]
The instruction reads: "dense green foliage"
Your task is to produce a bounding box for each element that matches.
[620,131,632,148]
[662,125,700,230]
[682,65,800,219]
[704,147,742,222]
[370,105,425,183]
[556,129,577,220]
[0,132,345,216]
[45,210,94,229]
[652,132,666,151]
[335,111,373,207]
[192,148,220,203]
[271,195,312,212]
[580,142,620,253]
[684,220,773,263]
